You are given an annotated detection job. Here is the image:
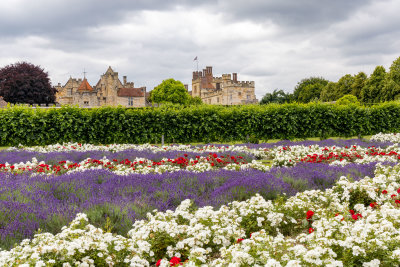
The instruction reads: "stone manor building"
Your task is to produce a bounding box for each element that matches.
[55,67,146,107]
[191,66,257,105]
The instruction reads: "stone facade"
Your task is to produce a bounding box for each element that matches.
[0,96,7,108]
[55,67,146,108]
[191,66,257,105]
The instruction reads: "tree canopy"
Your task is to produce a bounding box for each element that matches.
[361,66,386,104]
[150,78,191,105]
[382,56,400,101]
[293,77,329,103]
[0,62,56,104]
[260,89,292,104]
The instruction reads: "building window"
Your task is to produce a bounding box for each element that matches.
[247,94,251,100]
[216,83,220,90]
[217,97,219,103]
[128,97,134,106]
[208,99,211,104]
[238,92,242,96]
[84,101,89,105]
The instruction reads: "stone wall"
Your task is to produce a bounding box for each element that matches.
[116,96,146,107]
[192,66,257,105]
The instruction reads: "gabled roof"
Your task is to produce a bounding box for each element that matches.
[105,66,115,75]
[77,78,93,91]
[117,88,145,97]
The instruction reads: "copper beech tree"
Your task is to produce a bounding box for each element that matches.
[0,62,57,104]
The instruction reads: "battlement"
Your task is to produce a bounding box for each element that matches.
[193,66,214,80]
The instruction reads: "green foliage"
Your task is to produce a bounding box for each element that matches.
[361,66,386,104]
[382,57,400,102]
[351,72,367,100]
[335,74,355,100]
[320,82,337,102]
[348,188,375,210]
[3,102,400,146]
[150,78,191,104]
[187,96,203,105]
[260,89,293,104]
[336,95,360,106]
[293,77,329,103]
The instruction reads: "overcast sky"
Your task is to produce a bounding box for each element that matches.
[1,0,399,99]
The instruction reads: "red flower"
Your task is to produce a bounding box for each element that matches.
[382,190,388,194]
[391,194,397,199]
[370,202,377,208]
[352,214,358,220]
[249,233,253,238]
[169,257,181,266]
[156,259,162,267]
[212,153,218,158]
[308,228,314,234]
[349,209,355,215]
[395,199,400,205]
[306,210,314,220]
[397,188,400,194]
[184,154,188,157]
[237,238,244,243]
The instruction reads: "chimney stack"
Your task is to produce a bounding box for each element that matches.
[206,66,213,75]
[123,76,127,85]
[232,73,237,82]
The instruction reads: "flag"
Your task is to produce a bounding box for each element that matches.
[193,56,198,61]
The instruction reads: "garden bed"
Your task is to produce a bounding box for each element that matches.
[1,133,400,266]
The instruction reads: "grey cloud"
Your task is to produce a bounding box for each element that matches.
[0,0,208,38]
[214,0,374,31]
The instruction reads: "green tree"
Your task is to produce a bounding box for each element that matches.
[351,72,367,100]
[360,66,386,104]
[150,79,191,104]
[187,96,203,105]
[260,89,292,104]
[335,74,355,100]
[320,82,337,102]
[382,57,400,101]
[336,94,360,106]
[293,77,329,103]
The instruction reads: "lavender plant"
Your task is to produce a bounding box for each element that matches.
[0,162,390,250]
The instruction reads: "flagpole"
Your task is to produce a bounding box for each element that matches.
[194,56,198,72]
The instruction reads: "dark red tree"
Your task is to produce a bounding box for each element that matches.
[0,62,57,104]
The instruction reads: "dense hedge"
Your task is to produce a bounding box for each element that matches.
[1,103,400,146]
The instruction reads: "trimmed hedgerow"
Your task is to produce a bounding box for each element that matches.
[1,102,400,145]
